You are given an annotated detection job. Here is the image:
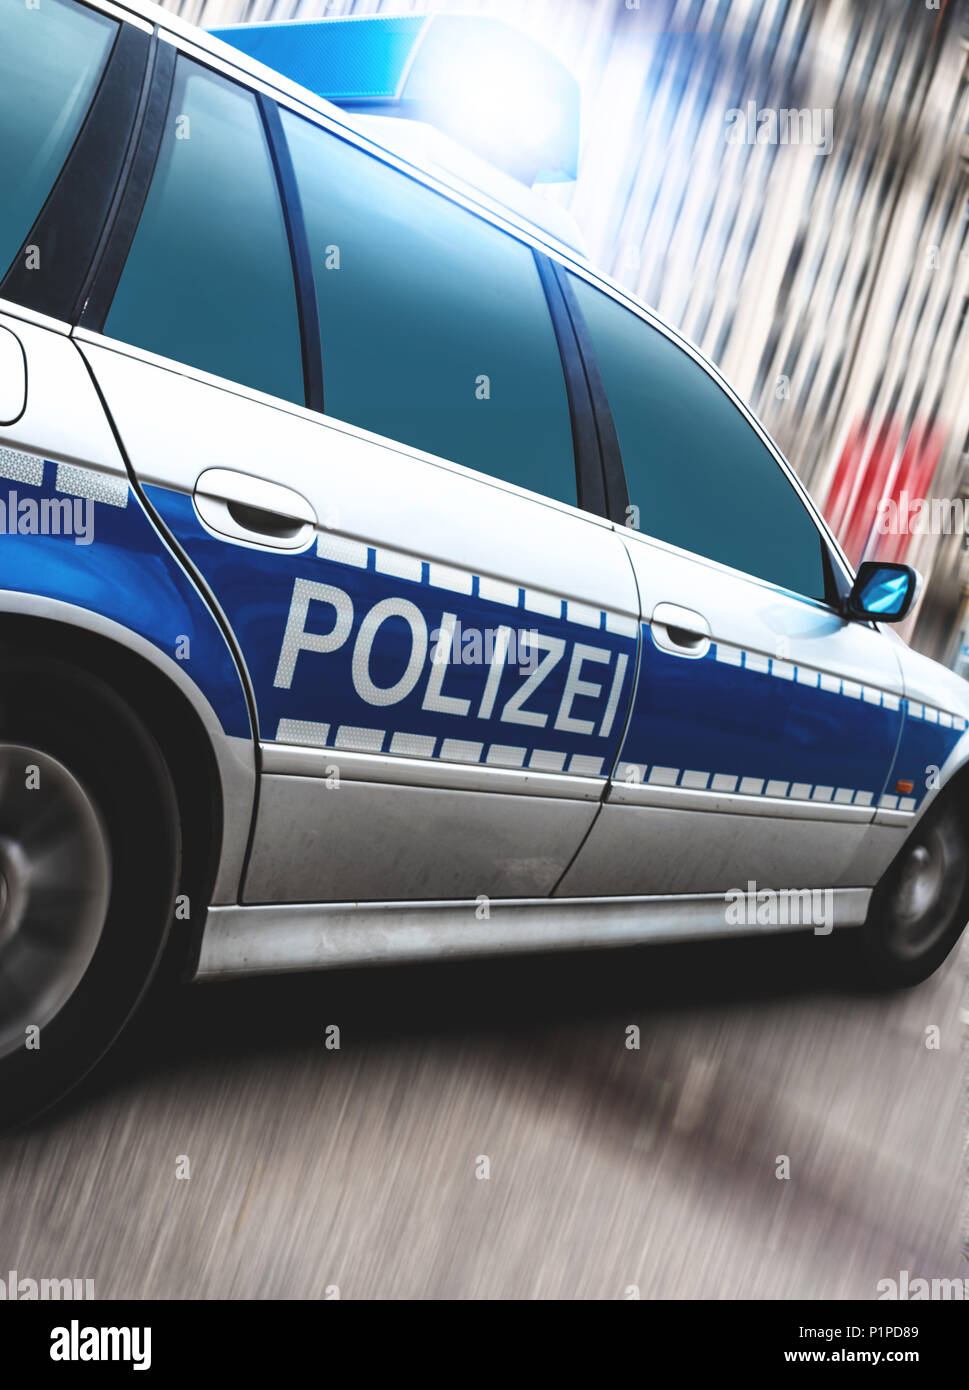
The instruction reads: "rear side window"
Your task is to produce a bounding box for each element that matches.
[570,276,828,601]
[0,0,116,277]
[281,109,577,506]
[105,59,303,404]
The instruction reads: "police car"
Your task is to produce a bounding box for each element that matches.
[1,0,968,1126]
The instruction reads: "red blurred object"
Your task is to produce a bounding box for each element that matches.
[822,415,945,568]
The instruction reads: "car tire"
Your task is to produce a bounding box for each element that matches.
[0,651,180,1131]
[853,791,969,988]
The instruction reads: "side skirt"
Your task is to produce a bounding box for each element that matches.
[194,889,872,979]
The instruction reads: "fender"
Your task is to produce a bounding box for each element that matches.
[0,489,256,902]
[0,308,256,900]
[882,635,969,829]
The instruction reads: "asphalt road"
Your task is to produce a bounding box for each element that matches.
[0,929,965,1299]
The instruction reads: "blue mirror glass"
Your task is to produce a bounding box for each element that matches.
[857,567,911,616]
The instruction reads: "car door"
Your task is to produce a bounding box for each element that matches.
[75,44,640,904]
[556,272,906,898]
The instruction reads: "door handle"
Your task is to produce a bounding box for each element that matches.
[225,499,304,540]
[650,602,711,659]
[194,468,316,550]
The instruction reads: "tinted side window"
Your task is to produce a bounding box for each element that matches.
[570,276,827,601]
[281,109,577,506]
[0,0,117,277]
[105,59,303,404]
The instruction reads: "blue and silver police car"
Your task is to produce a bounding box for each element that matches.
[1,0,967,1124]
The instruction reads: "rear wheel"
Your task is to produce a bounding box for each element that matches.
[0,654,179,1130]
[854,793,969,987]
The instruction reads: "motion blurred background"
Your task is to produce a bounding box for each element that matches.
[168,0,969,667]
[2,0,966,1304]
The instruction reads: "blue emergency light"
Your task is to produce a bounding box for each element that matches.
[208,13,579,186]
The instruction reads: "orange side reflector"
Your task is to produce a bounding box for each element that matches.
[895,780,914,795]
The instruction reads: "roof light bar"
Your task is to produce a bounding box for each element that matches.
[209,13,579,186]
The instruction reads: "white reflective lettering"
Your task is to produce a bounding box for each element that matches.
[477,626,513,719]
[274,579,353,689]
[353,598,428,706]
[501,633,565,727]
[598,652,629,738]
[555,643,610,735]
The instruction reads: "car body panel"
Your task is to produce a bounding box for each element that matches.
[882,639,969,824]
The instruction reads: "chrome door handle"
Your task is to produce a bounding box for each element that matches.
[650,602,711,658]
[194,468,316,550]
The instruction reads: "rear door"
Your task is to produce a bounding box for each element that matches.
[76,42,640,903]
[556,274,906,898]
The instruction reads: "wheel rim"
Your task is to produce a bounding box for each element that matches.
[0,744,110,1060]
[885,813,965,961]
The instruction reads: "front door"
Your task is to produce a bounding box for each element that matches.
[557,271,904,897]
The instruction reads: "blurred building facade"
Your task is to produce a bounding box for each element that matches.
[164,0,969,666]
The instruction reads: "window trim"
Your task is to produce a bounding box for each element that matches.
[0,5,151,322]
[532,253,606,515]
[78,28,175,331]
[79,0,153,33]
[548,261,628,524]
[80,46,309,416]
[257,95,323,415]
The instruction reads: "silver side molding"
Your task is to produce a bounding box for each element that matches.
[194,889,872,979]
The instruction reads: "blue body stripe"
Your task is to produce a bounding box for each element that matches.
[886,713,964,806]
[137,486,967,808]
[0,463,251,738]
[149,486,638,772]
[617,627,905,803]
[7,463,963,814]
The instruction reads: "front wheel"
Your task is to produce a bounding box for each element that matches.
[854,793,969,988]
[0,653,180,1130]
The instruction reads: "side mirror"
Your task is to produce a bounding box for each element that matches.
[844,561,921,623]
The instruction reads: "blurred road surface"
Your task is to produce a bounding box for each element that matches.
[0,929,965,1299]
